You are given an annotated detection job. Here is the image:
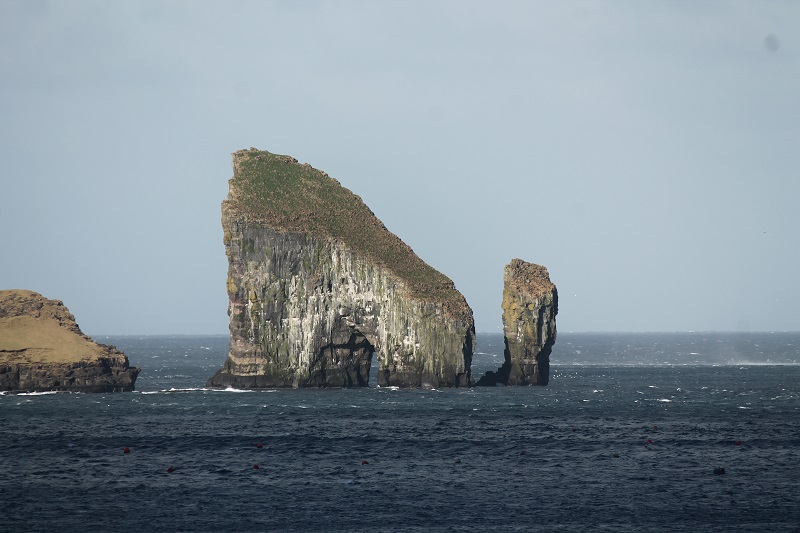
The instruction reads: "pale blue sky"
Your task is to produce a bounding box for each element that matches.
[1,1,798,334]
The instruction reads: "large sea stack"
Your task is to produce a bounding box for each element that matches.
[477,259,557,386]
[208,149,475,388]
[0,290,140,392]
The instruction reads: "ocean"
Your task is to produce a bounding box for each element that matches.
[1,332,799,532]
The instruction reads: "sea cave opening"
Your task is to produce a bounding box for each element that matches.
[317,327,378,388]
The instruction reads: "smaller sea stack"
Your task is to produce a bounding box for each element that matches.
[0,290,140,393]
[477,259,558,386]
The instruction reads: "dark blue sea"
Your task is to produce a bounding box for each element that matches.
[2,332,799,532]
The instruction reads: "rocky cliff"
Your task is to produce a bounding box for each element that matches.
[477,259,557,386]
[0,290,140,392]
[208,149,475,388]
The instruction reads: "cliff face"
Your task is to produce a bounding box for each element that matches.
[477,259,557,386]
[208,149,475,388]
[0,290,140,393]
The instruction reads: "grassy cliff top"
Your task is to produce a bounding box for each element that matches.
[224,149,472,320]
[0,290,116,364]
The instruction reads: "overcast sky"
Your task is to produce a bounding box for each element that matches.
[1,0,798,335]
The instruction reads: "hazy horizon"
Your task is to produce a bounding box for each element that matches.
[2,1,798,335]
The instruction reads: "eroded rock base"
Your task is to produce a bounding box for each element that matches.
[0,358,139,393]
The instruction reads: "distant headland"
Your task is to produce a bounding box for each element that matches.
[0,289,139,393]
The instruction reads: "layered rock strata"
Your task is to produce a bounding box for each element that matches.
[477,259,557,386]
[208,149,475,388]
[0,290,140,392]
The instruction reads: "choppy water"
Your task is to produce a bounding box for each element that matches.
[1,333,799,532]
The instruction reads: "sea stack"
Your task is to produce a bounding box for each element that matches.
[477,259,557,386]
[0,290,140,392]
[208,149,475,388]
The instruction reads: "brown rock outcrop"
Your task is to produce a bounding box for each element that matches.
[0,290,139,392]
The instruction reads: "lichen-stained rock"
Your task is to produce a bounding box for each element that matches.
[0,290,140,393]
[207,149,475,388]
[477,259,557,386]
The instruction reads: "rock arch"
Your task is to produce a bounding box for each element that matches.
[207,149,475,389]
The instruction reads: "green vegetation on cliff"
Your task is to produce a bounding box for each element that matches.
[225,149,470,320]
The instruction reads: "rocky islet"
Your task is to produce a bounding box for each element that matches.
[208,149,476,388]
